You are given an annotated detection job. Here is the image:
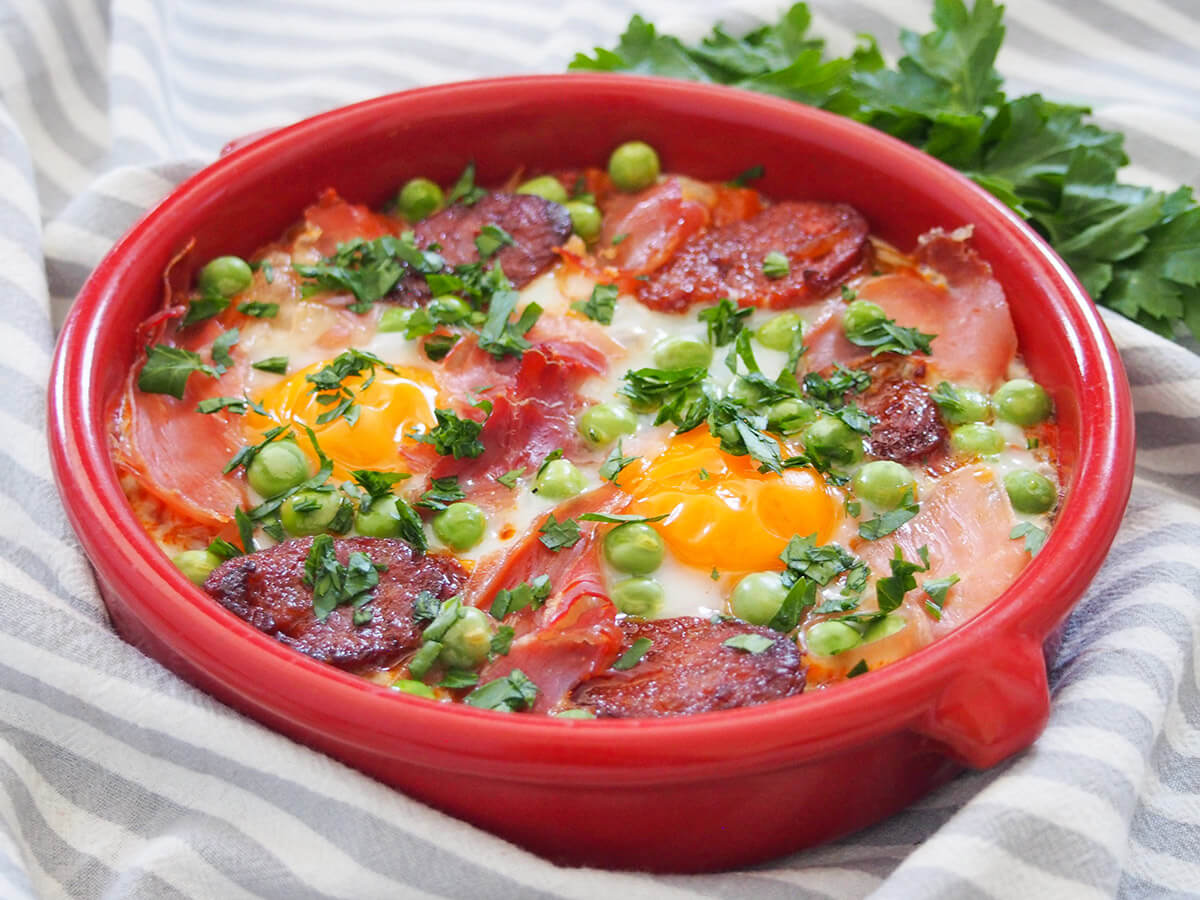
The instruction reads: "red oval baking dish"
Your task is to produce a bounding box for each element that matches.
[47,74,1134,872]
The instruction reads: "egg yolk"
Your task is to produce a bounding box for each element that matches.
[245,360,438,478]
[623,428,840,574]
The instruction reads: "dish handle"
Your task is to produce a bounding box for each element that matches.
[916,635,1050,769]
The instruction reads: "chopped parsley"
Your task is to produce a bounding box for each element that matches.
[538,514,582,551]
[612,637,652,670]
[234,506,256,555]
[417,476,467,510]
[876,545,930,613]
[464,669,538,712]
[495,468,524,489]
[302,533,385,621]
[477,289,542,360]
[857,489,920,541]
[447,162,487,206]
[293,234,444,312]
[845,312,935,357]
[207,537,242,560]
[438,670,480,689]
[474,224,514,260]
[413,408,487,459]
[490,625,516,656]
[304,348,396,426]
[412,590,441,623]
[422,332,460,361]
[847,659,869,678]
[727,163,764,187]
[237,301,278,318]
[490,574,552,619]
[181,293,229,327]
[620,365,710,430]
[209,325,238,371]
[1010,521,1047,555]
[599,443,639,484]
[722,633,775,654]
[137,345,217,399]
[697,297,752,346]
[706,398,782,473]
[922,574,960,620]
[571,283,618,324]
[251,355,288,374]
[195,395,248,415]
[762,251,790,280]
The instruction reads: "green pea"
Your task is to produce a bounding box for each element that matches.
[356,496,405,538]
[852,460,916,510]
[608,141,660,192]
[861,612,907,644]
[756,312,804,351]
[565,201,602,241]
[554,708,596,719]
[806,620,862,656]
[730,571,788,626]
[1004,469,1056,514]
[934,383,990,425]
[391,679,436,699]
[378,306,414,333]
[603,522,665,575]
[439,606,496,668]
[803,416,864,466]
[173,549,221,586]
[245,440,312,498]
[610,577,664,618]
[950,423,1005,456]
[429,295,471,323]
[198,255,253,298]
[516,175,568,205]
[842,299,886,337]
[432,502,486,551]
[652,335,712,370]
[577,402,638,446]
[766,398,816,435]
[396,177,444,222]
[993,378,1051,426]
[534,458,587,500]
[280,489,345,537]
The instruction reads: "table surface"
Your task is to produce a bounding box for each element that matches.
[2,1,1199,897]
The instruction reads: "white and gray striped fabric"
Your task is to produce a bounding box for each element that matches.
[3,0,1198,896]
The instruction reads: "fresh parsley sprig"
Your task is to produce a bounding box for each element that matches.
[570,1,1200,344]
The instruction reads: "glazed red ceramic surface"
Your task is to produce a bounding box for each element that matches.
[48,75,1134,872]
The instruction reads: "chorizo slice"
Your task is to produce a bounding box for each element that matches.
[637,201,869,312]
[855,357,948,464]
[411,191,571,289]
[570,617,806,717]
[204,537,466,672]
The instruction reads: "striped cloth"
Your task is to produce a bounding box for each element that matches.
[3,0,1198,896]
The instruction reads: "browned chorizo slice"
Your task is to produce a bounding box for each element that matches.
[636,201,869,312]
[569,617,806,717]
[411,192,571,289]
[204,537,466,672]
[855,358,948,463]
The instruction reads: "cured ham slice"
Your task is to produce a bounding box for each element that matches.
[803,228,1017,390]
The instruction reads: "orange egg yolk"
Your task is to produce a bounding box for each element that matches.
[245,361,438,478]
[623,428,840,574]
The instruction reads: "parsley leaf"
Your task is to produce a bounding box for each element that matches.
[251,356,288,374]
[571,283,618,324]
[195,396,247,415]
[857,489,920,540]
[137,345,218,399]
[697,297,752,346]
[477,289,542,360]
[489,574,553,619]
[728,164,765,187]
[844,312,935,357]
[447,162,487,207]
[495,468,524,489]
[294,235,444,312]
[181,293,229,327]
[1010,521,1047,555]
[706,398,782,473]
[475,224,514,260]
[620,365,710,430]
[780,534,863,586]
[413,408,487,459]
[210,328,239,373]
[464,669,538,712]
[237,301,278,318]
[762,251,790,280]
[922,573,960,620]
[876,544,929,614]
[569,3,1200,344]
[302,534,385,621]
[723,633,775,654]
[612,637,652,670]
[422,332,460,362]
[599,442,639,485]
[305,349,396,426]
[538,514,582,551]
[417,476,467,510]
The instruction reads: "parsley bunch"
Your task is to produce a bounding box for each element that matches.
[571,0,1200,343]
